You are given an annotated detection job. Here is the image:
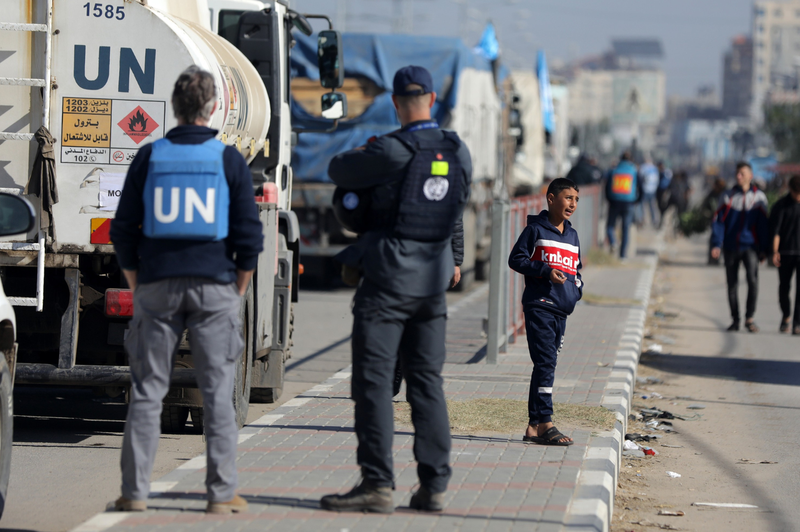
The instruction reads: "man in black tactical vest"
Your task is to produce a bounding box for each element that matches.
[320,66,472,514]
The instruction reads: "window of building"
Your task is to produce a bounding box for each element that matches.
[775,8,783,17]
[757,7,765,16]
[759,24,765,33]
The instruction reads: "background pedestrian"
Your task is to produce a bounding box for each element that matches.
[770,174,800,334]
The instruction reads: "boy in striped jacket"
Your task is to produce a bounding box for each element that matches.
[509,178,583,446]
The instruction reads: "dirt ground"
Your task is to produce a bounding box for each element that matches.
[611,235,791,532]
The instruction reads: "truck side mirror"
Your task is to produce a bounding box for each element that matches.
[318,30,344,89]
[321,92,347,120]
[0,193,35,236]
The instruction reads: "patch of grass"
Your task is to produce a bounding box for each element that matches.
[584,248,621,267]
[394,398,616,435]
[581,292,642,307]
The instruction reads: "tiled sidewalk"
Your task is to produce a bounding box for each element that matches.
[74,239,658,532]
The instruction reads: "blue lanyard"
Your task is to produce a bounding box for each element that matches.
[405,121,439,133]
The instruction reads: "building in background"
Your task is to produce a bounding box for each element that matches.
[561,39,666,162]
[752,1,800,120]
[722,35,754,118]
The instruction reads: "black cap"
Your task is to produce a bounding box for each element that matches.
[393,65,434,96]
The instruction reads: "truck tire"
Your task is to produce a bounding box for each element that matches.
[0,352,12,519]
[233,283,254,428]
[160,405,189,434]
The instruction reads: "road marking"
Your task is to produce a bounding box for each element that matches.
[70,513,130,532]
[149,481,177,493]
[178,455,206,470]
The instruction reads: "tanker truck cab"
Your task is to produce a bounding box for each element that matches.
[0,0,346,433]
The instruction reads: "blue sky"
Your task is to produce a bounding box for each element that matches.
[292,0,755,98]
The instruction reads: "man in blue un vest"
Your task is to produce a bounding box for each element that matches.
[109,66,263,513]
[605,151,641,259]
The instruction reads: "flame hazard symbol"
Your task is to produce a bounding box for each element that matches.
[118,106,158,145]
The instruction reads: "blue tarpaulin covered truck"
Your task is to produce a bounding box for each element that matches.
[289,32,504,288]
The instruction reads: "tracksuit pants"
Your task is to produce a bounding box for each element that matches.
[524,309,566,425]
[351,280,451,493]
[724,248,759,322]
[778,255,800,326]
[121,278,243,502]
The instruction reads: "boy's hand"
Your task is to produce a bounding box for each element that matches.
[711,247,721,259]
[550,269,567,285]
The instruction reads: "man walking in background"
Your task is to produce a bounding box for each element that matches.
[771,174,800,334]
[711,162,770,333]
[639,157,660,227]
[605,151,640,259]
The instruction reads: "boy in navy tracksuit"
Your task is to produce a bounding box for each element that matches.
[509,178,583,446]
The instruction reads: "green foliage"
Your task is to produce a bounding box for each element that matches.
[764,103,800,162]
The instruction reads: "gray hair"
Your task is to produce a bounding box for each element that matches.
[171,66,217,124]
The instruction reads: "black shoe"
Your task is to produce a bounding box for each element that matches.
[727,321,740,332]
[409,486,444,512]
[320,479,393,514]
[780,321,790,333]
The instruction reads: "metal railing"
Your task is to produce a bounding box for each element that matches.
[487,184,602,363]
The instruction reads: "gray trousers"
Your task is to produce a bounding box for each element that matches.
[121,277,243,502]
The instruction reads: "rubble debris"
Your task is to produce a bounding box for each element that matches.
[658,510,685,516]
[737,459,778,465]
[666,471,681,478]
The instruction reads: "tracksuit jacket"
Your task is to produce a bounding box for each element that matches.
[710,184,770,254]
[508,211,584,317]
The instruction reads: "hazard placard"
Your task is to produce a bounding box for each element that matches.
[61,97,112,148]
[110,99,165,151]
[90,218,112,244]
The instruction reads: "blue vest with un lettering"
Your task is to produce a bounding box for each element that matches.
[607,160,638,203]
[143,138,229,241]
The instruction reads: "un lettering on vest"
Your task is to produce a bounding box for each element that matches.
[531,239,579,275]
[154,186,216,224]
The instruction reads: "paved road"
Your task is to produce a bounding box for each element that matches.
[634,234,800,531]
[2,282,483,532]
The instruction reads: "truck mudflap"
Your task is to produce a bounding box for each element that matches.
[251,247,292,391]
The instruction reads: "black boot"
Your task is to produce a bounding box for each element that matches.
[409,486,445,512]
[320,479,394,513]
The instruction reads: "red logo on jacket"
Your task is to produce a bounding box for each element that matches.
[531,239,579,275]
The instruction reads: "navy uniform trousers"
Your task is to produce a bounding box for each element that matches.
[351,279,452,493]
[524,309,566,425]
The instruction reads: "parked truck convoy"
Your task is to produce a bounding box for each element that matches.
[0,0,346,461]
[289,33,512,290]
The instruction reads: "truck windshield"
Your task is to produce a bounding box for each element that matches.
[218,10,245,44]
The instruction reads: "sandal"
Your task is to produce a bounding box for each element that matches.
[745,321,759,333]
[780,321,790,333]
[523,426,574,446]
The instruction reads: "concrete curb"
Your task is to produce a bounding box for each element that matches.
[566,241,662,532]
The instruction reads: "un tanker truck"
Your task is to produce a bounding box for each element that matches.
[0,0,346,444]
[289,33,502,290]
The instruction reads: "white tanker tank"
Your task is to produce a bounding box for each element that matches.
[1,0,270,251]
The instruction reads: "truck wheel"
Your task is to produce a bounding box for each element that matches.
[0,352,13,519]
[160,405,189,434]
[233,283,254,428]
